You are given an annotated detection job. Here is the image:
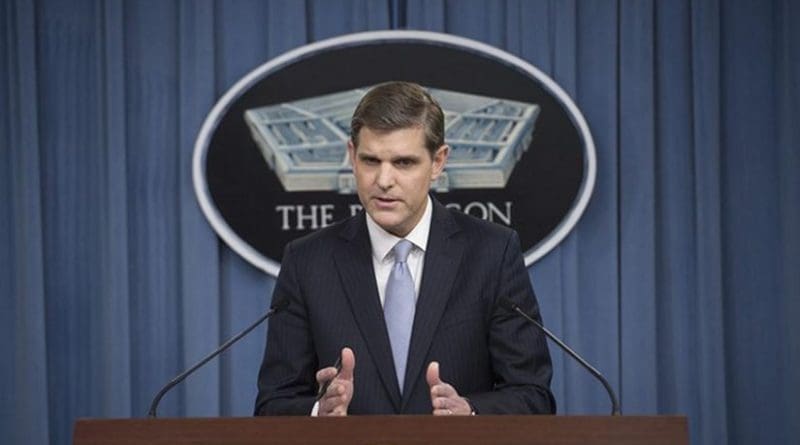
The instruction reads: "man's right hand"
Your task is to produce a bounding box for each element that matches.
[315,347,355,416]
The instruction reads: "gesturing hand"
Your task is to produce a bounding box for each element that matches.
[426,361,473,415]
[315,347,355,416]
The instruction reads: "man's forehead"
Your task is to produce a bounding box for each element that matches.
[353,126,427,150]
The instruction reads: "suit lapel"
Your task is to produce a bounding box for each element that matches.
[401,200,464,409]
[334,213,402,411]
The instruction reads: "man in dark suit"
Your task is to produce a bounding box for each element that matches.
[255,81,555,416]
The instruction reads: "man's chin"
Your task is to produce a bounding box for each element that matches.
[372,217,399,231]
[368,213,406,236]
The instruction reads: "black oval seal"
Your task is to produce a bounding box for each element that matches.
[193,31,596,277]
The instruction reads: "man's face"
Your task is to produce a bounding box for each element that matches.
[348,126,448,237]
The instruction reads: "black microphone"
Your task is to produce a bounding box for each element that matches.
[147,297,289,417]
[499,297,621,415]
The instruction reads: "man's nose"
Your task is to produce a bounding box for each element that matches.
[376,163,395,189]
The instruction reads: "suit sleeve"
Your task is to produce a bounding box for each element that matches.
[254,241,318,415]
[466,231,556,414]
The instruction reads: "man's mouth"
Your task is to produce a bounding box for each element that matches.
[374,196,399,208]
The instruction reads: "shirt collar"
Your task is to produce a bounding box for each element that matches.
[366,195,433,262]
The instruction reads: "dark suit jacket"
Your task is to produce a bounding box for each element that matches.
[255,198,555,415]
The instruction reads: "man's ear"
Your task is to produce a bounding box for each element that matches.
[431,144,450,179]
[347,140,357,168]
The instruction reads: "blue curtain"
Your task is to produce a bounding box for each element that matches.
[2,1,798,444]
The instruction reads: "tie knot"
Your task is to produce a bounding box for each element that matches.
[393,239,413,263]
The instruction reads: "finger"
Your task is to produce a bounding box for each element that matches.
[431,396,448,410]
[426,361,441,388]
[321,393,347,408]
[319,390,347,412]
[320,382,353,411]
[430,383,449,397]
[322,383,342,398]
[317,380,342,404]
[435,396,462,408]
[320,393,347,416]
[430,382,457,398]
[339,347,356,381]
[432,400,467,416]
[315,366,338,385]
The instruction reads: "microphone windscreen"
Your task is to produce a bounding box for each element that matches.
[270,296,290,311]
[498,296,518,312]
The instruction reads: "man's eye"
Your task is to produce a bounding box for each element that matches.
[395,159,414,168]
[362,158,379,165]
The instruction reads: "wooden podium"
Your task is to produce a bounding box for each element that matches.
[74,415,688,444]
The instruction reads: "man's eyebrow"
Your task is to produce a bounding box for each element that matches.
[392,154,421,162]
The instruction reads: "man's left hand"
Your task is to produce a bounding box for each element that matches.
[426,361,473,415]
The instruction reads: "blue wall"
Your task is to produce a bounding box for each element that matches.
[1,1,798,444]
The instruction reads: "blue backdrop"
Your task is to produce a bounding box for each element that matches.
[2,1,798,444]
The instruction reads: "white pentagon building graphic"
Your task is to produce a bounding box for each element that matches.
[244,87,540,193]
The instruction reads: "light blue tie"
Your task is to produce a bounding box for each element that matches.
[384,239,415,393]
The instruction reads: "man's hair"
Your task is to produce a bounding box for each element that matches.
[350,81,445,156]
